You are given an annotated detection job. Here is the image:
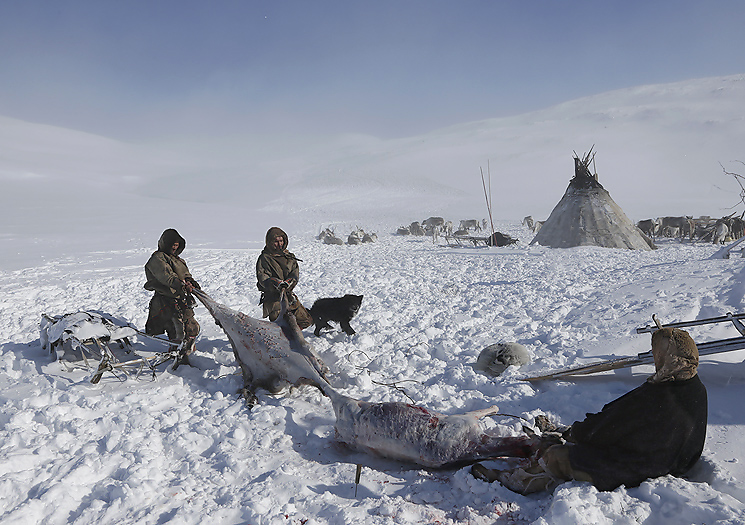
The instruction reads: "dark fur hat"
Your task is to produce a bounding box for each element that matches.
[649,327,699,383]
[157,228,186,255]
[265,227,289,250]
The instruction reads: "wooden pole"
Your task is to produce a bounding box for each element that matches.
[481,165,496,241]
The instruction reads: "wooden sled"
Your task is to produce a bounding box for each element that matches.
[523,313,745,381]
[445,234,491,247]
[444,232,518,248]
[41,311,195,384]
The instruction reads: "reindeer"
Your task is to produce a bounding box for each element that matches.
[422,217,445,230]
[714,220,729,245]
[459,219,482,232]
[318,228,344,245]
[637,219,661,240]
[410,221,425,236]
[659,217,693,239]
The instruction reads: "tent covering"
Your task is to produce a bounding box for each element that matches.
[531,153,654,250]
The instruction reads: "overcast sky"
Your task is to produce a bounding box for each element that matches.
[1,1,743,141]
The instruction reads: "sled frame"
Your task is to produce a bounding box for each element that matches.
[42,311,198,383]
[444,235,491,247]
[89,330,198,384]
[523,312,745,381]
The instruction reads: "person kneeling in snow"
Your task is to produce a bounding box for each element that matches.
[144,228,201,367]
[472,327,708,493]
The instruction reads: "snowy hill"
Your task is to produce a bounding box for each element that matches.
[1,75,745,524]
[1,74,744,262]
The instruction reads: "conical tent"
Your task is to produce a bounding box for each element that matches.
[530,151,654,250]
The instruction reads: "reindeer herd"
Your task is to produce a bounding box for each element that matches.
[319,214,744,247]
[317,227,378,245]
[636,215,745,244]
[316,217,487,246]
[522,216,545,233]
[521,213,743,245]
[396,217,487,238]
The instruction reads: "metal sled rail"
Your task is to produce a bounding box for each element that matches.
[523,312,745,381]
[635,312,745,335]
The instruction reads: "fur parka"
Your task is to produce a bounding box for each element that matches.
[144,229,193,299]
[255,227,312,328]
[143,228,200,341]
[567,328,707,491]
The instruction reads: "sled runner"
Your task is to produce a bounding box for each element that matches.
[523,312,745,381]
[445,235,489,247]
[445,234,491,247]
[40,311,196,383]
[444,232,518,248]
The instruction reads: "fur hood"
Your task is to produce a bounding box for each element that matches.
[157,228,186,256]
[648,327,699,383]
[264,227,289,252]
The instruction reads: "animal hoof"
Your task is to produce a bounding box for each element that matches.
[470,463,500,483]
[534,414,554,432]
[239,388,258,407]
[495,467,560,494]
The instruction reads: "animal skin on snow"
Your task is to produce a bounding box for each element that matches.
[193,289,331,400]
[329,394,537,468]
[194,289,536,467]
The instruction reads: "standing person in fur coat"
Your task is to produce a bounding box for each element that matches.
[256,227,313,329]
[144,228,201,367]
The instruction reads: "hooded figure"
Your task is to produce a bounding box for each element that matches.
[144,228,201,364]
[472,327,708,493]
[256,227,313,329]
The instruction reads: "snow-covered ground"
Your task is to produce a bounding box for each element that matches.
[1,74,745,524]
[2,227,745,524]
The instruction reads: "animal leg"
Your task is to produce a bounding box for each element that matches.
[340,320,356,335]
[314,319,332,336]
[464,405,500,419]
[239,387,259,408]
[232,345,259,406]
[471,463,501,483]
[292,377,329,397]
[494,465,561,494]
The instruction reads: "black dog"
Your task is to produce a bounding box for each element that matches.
[309,294,363,336]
